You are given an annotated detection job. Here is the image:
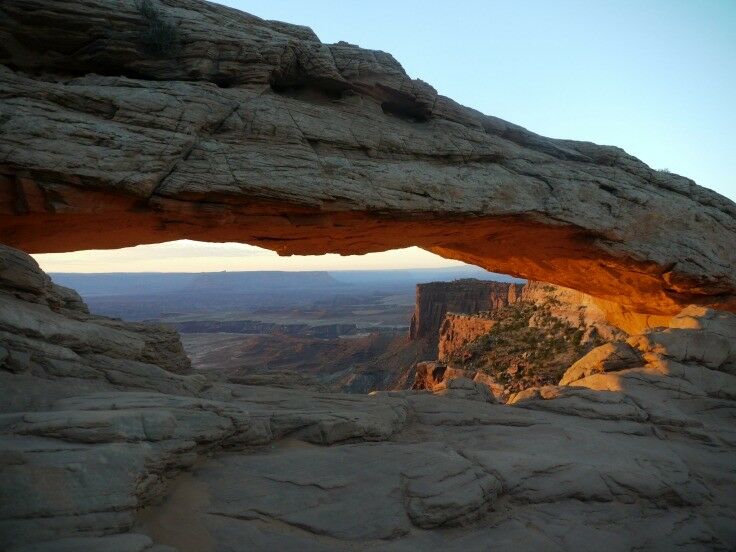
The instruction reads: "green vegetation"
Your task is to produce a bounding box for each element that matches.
[447,298,603,394]
[137,0,178,55]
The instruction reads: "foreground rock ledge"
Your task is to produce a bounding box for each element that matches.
[1,0,735,319]
[1,244,736,551]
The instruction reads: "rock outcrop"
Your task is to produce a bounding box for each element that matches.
[429,376,497,403]
[559,341,643,386]
[410,280,520,354]
[438,313,497,363]
[1,1,736,549]
[436,282,626,362]
[520,281,630,339]
[412,361,506,401]
[2,244,735,550]
[0,244,192,401]
[409,280,625,397]
[1,0,735,320]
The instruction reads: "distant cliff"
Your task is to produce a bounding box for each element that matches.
[409,279,522,356]
[403,279,626,399]
[182,271,340,292]
[438,314,496,363]
[172,319,357,339]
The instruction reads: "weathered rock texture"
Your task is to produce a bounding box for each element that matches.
[412,361,506,401]
[405,279,625,397]
[520,281,639,337]
[436,281,625,362]
[1,245,736,551]
[438,313,497,363]
[0,0,735,320]
[1,1,736,548]
[559,341,642,386]
[0,244,191,395]
[410,280,520,353]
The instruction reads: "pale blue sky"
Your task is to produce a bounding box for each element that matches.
[34,1,736,272]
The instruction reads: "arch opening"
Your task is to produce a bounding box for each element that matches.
[28,239,629,400]
[31,241,541,396]
[6,199,724,333]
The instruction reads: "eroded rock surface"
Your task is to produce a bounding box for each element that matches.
[410,281,520,351]
[438,313,497,363]
[0,1,735,548]
[559,341,642,386]
[408,281,626,398]
[1,245,735,551]
[0,0,735,318]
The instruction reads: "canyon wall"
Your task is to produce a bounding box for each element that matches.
[407,279,626,399]
[438,314,497,363]
[409,278,625,352]
[409,280,521,353]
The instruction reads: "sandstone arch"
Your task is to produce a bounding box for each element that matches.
[1,0,734,324]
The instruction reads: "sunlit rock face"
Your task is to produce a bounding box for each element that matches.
[1,0,735,320]
[410,280,521,354]
[410,281,626,399]
[1,1,736,549]
[438,313,497,363]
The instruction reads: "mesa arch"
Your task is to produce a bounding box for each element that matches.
[1,0,735,330]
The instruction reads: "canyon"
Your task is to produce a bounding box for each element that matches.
[410,280,521,355]
[399,279,623,399]
[1,0,735,550]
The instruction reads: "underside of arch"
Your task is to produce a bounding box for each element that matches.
[0,0,734,326]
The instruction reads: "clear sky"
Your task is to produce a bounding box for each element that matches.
[33,0,736,273]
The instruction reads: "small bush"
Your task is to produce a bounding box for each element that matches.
[137,0,178,55]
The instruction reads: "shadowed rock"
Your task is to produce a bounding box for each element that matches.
[1,0,735,321]
[1,244,736,550]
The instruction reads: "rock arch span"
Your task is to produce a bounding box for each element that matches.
[0,0,734,327]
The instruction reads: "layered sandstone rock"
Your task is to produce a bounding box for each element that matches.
[0,244,192,402]
[412,361,505,401]
[0,0,735,319]
[0,1,735,549]
[520,281,628,339]
[430,376,497,403]
[410,280,625,397]
[1,247,736,550]
[559,341,643,386]
[438,313,497,363]
[410,280,520,354]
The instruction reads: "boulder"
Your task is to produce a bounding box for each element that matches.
[628,306,736,373]
[560,342,642,386]
[432,376,497,403]
[412,362,501,402]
